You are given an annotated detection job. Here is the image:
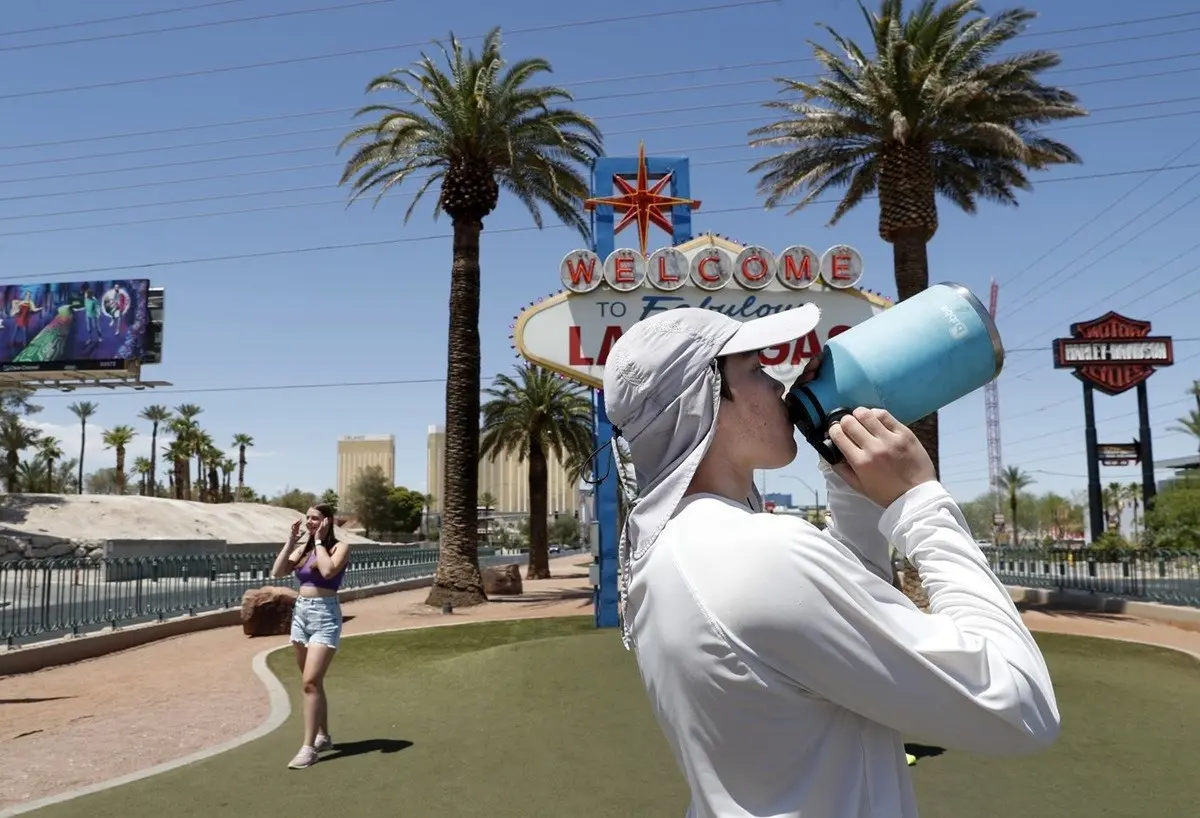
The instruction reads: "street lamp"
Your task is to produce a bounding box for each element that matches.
[775,474,821,512]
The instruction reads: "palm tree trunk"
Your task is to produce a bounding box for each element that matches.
[77,423,86,494]
[115,448,126,494]
[426,219,487,607]
[526,437,551,580]
[1010,494,1019,548]
[237,445,246,501]
[148,423,159,498]
[892,233,938,472]
[891,232,936,608]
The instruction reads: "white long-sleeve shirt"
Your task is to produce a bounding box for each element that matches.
[626,468,1060,817]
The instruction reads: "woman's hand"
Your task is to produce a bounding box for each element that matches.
[288,519,302,544]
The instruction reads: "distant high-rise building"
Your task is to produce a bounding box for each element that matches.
[425,425,578,515]
[763,492,793,508]
[336,434,395,508]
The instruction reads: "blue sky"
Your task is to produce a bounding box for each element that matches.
[2,0,1198,505]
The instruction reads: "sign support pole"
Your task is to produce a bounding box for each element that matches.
[1082,381,1104,540]
[593,396,620,628]
[1137,381,1157,509]
[588,152,694,629]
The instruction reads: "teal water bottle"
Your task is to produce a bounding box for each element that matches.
[787,282,1004,464]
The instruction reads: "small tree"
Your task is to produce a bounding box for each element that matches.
[271,487,319,514]
[347,465,392,538]
[1144,477,1200,551]
[388,486,426,534]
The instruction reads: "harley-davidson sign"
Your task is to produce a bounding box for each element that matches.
[1053,312,1174,395]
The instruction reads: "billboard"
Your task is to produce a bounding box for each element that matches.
[0,279,151,374]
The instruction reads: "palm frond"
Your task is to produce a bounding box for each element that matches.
[338,27,601,237]
[749,0,1086,225]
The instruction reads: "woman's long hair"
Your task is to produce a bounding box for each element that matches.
[302,503,339,554]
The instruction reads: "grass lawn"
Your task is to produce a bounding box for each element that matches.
[26,619,1200,817]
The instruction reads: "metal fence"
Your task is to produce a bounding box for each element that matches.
[982,547,1200,608]
[0,546,566,648]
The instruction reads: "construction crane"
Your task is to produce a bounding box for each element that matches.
[984,278,1003,542]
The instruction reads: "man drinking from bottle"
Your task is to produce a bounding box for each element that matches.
[603,306,1059,818]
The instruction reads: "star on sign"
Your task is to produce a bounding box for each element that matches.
[584,141,702,257]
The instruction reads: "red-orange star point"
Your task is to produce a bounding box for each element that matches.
[585,142,701,256]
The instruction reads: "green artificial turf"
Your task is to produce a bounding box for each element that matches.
[24,621,1200,817]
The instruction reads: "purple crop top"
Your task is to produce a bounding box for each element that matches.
[295,545,346,591]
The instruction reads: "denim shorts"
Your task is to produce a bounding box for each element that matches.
[290,595,343,649]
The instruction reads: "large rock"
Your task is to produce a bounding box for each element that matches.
[482,564,523,596]
[241,586,299,636]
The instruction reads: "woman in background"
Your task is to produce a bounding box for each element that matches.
[270,503,351,769]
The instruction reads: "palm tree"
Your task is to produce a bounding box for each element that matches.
[0,415,41,492]
[1169,408,1200,455]
[338,28,602,606]
[747,0,1085,471]
[203,441,222,503]
[478,491,496,546]
[997,466,1034,548]
[220,457,236,502]
[193,430,214,502]
[232,433,254,500]
[67,400,98,493]
[133,456,153,496]
[38,436,63,493]
[138,405,172,498]
[1124,482,1142,546]
[479,364,594,579]
[102,425,137,494]
[1105,481,1126,534]
[163,438,190,499]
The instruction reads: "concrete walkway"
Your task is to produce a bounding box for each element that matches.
[1,557,1198,813]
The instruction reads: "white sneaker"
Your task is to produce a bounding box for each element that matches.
[287,746,319,769]
[314,733,333,752]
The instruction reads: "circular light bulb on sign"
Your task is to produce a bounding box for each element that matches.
[690,249,733,291]
[777,246,821,290]
[560,249,602,294]
[820,245,864,289]
[604,249,646,292]
[733,246,776,291]
[646,248,689,292]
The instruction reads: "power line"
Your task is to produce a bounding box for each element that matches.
[6,58,1196,174]
[4,105,1196,222]
[938,396,1196,469]
[4,156,1200,241]
[996,128,1200,298]
[0,1,399,54]
[9,158,1196,283]
[1,26,1195,152]
[1000,277,1200,388]
[2,96,1190,217]
[0,0,250,38]
[1000,168,1200,318]
[1021,9,1200,38]
[0,0,779,101]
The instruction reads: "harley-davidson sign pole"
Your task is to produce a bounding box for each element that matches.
[1053,312,1174,540]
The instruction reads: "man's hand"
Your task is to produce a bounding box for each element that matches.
[828,407,937,508]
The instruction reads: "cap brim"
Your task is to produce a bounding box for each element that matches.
[717,303,822,356]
